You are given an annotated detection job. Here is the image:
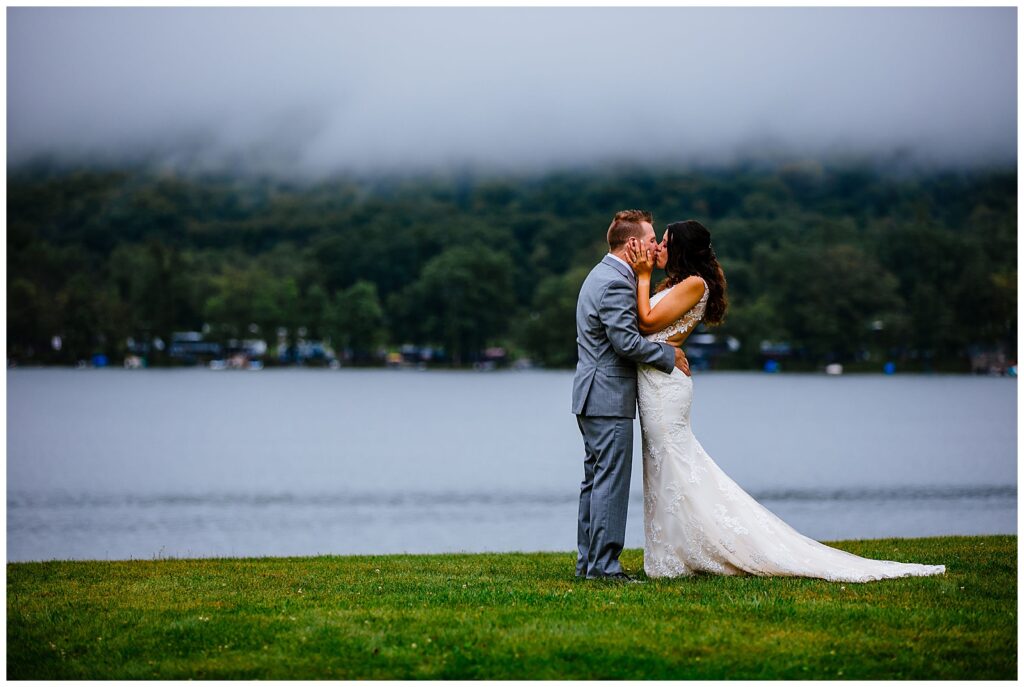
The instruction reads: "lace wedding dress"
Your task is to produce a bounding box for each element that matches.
[635,277,946,582]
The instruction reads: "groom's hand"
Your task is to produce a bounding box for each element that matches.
[673,347,691,376]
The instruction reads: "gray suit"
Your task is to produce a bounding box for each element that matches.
[572,254,675,578]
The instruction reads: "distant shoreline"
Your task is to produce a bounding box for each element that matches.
[6,363,1013,376]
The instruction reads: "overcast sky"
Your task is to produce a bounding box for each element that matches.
[7,7,1017,177]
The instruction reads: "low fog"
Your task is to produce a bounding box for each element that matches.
[7,7,1017,177]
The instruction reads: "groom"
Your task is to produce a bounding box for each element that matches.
[572,209,690,581]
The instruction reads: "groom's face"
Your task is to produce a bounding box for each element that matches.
[636,221,658,259]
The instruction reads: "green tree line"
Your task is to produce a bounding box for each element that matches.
[7,162,1016,370]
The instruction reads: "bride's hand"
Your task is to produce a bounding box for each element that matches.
[625,239,655,278]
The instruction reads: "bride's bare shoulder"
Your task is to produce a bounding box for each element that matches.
[682,274,706,292]
[659,276,704,301]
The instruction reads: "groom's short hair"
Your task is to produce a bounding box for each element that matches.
[607,209,653,250]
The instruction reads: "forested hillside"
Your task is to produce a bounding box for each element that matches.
[7,163,1016,370]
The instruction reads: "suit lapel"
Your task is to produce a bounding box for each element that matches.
[601,254,636,286]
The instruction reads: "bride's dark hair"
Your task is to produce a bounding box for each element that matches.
[657,220,728,326]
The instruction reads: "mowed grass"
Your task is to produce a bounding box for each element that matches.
[7,535,1016,679]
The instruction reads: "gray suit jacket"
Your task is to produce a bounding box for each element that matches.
[571,255,676,417]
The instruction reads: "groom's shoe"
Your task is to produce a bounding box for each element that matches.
[594,572,644,584]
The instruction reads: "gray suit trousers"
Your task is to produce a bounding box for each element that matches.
[576,414,633,578]
[571,255,674,578]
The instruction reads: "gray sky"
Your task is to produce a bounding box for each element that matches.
[7,7,1017,176]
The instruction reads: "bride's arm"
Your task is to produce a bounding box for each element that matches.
[626,245,706,335]
[637,277,705,335]
[635,266,656,334]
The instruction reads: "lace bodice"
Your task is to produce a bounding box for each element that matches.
[644,276,709,343]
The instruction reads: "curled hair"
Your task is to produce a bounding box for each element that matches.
[606,209,652,250]
[656,220,728,326]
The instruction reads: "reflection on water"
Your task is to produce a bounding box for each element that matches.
[7,485,1016,562]
[7,484,1017,509]
[6,369,1017,562]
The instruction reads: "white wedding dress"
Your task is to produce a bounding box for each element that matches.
[635,277,946,582]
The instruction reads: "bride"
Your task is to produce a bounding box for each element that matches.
[624,220,946,582]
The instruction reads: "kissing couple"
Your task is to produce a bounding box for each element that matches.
[571,209,946,583]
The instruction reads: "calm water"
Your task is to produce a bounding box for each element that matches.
[6,368,1017,562]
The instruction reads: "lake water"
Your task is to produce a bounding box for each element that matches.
[6,368,1017,562]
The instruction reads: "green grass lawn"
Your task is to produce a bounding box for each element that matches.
[7,535,1016,679]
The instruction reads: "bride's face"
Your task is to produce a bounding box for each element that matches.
[655,231,669,269]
